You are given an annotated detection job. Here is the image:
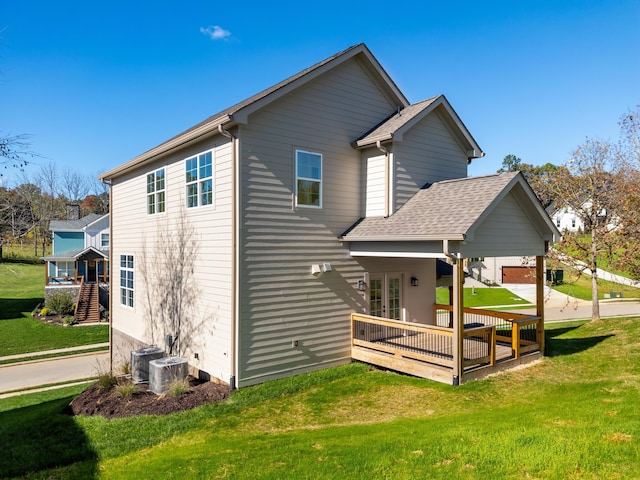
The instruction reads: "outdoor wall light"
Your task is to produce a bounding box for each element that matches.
[411,276,419,287]
[357,279,366,291]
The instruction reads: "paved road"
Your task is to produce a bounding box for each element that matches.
[0,351,109,396]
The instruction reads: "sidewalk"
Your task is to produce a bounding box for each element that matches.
[0,342,109,364]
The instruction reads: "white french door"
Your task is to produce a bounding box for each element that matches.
[369,274,402,320]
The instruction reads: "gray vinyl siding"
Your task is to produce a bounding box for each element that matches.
[460,192,547,258]
[393,110,468,211]
[236,58,396,386]
[110,137,234,382]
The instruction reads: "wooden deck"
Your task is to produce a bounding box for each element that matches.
[351,306,543,385]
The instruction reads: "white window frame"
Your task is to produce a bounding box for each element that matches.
[295,149,322,208]
[119,254,134,308]
[101,233,110,249]
[56,261,75,278]
[185,150,214,209]
[147,168,166,215]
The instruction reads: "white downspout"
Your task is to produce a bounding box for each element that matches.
[218,124,239,390]
[376,140,391,218]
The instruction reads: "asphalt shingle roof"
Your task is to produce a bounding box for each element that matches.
[49,213,103,231]
[355,96,439,145]
[342,172,519,240]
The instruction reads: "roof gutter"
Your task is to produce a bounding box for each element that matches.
[100,115,233,181]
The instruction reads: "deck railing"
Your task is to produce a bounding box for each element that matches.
[433,304,542,359]
[351,313,496,370]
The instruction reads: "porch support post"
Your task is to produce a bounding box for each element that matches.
[536,255,545,354]
[452,258,464,385]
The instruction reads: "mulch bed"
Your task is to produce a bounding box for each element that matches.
[69,378,230,419]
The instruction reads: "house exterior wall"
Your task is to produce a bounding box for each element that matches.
[109,136,234,382]
[459,191,547,258]
[85,215,110,251]
[355,257,436,324]
[469,256,536,284]
[364,154,386,217]
[392,110,468,211]
[235,57,397,387]
[53,231,83,254]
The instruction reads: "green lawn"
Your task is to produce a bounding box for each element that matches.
[436,287,531,307]
[1,317,638,479]
[554,270,640,301]
[0,263,109,357]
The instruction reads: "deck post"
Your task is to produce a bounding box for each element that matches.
[536,255,545,354]
[452,258,464,385]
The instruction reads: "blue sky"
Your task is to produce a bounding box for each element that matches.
[1,0,638,186]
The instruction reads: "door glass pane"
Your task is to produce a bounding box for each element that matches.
[370,278,383,317]
[388,277,401,320]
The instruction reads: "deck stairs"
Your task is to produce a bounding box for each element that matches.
[75,282,100,323]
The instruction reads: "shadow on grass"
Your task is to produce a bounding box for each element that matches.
[0,396,97,478]
[0,297,42,320]
[544,324,613,357]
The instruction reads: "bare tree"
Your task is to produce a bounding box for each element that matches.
[0,133,35,177]
[60,168,89,204]
[139,211,204,357]
[549,138,622,320]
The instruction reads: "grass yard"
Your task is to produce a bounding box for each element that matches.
[1,317,638,479]
[0,263,109,357]
[436,286,531,307]
[554,271,640,301]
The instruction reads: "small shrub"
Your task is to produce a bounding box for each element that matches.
[168,377,191,397]
[115,380,137,399]
[39,307,51,316]
[96,372,117,389]
[62,316,78,326]
[46,291,75,315]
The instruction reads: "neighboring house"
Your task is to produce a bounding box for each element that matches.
[100,44,560,387]
[548,204,585,233]
[468,256,538,285]
[42,205,110,321]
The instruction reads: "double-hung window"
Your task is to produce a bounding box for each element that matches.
[120,254,134,308]
[101,233,110,249]
[147,168,165,214]
[186,151,213,208]
[296,150,322,207]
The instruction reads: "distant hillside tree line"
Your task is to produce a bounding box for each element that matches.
[0,162,108,259]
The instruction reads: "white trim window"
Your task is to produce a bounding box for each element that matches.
[57,261,75,278]
[147,168,166,214]
[186,151,213,208]
[120,254,134,308]
[295,150,322,208]
[101,233,110,249]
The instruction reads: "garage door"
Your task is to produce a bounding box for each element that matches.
[502,266,535,284]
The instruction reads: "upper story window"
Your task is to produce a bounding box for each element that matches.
[147,168,165,214]
[120,254,134,308]
[186,151,213,208]
[296,150,322,208]
[101,233,110,248]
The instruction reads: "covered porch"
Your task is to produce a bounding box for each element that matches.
[341,172,560,385]
[43,247,110,285]
[350,258,545,385]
